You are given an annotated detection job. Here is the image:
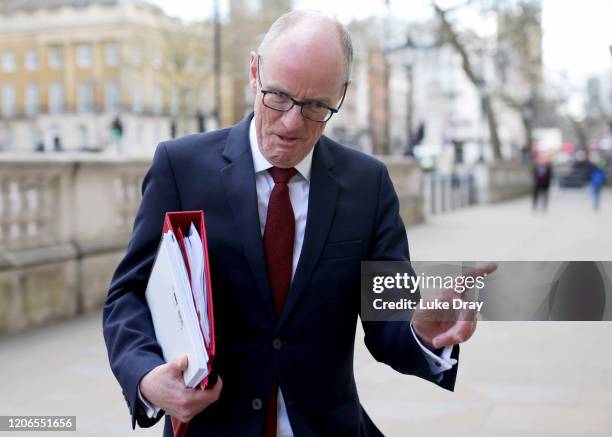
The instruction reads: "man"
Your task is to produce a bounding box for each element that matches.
[103,11,480,436]
[532,155,552,211]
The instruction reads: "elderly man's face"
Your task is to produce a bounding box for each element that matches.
[248,34,346,168]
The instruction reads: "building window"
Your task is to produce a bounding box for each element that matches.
[151,48,162,69]
[201,88,211,112]
[185,56,195,72]
[132,45,142,66]
[105,43,119,66]
[49,46,63,69]
[31,128,43,151]
[105,80,119,113]
[78,124,88,150]
[26,83,39,116]
[78,81,93,112]
[2,125,13,149]
[153,83,163,115]
[170,85,179,115]
[77,44,92,68]
[49,125,62,151]
[2,84,15,117]
[132,82,142,113]
[26,48,38,70]
[187,90,195,114]
[49,82,64,113]
[2,49,15,72]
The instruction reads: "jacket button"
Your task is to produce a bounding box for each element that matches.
[252,398,263,410]
[272,338,283,350]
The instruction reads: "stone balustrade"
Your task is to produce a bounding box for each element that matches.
[0,154,149,335]
[0,153,427,335]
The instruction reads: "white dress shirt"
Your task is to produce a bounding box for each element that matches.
[139,118,457,435]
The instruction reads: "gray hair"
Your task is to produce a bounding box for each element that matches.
[257,10,353,83]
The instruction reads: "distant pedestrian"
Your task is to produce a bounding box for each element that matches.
[196,110,206,132]
[532,156,552,211]
[111,115,123,153]
[590,161,606,211]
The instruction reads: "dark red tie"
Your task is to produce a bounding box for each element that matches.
[264,167,297,315]
[263,166,297,437]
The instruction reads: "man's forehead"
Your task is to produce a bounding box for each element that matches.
[262,62,343,105]
[261,31,345,101]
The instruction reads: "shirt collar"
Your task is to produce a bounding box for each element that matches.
[249,116,313,181]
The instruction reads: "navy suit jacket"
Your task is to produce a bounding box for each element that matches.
[103,113,458,436]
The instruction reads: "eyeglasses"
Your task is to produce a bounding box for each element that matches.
[256,54,348,123]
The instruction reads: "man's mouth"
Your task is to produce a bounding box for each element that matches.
[274,133,298,143]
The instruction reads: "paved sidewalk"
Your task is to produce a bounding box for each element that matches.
[1,187,610,436]
[359,187,612,436]
[409,186,612,261]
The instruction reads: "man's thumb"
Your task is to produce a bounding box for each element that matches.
[171,354,189,373]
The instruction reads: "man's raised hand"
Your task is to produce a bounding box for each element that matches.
[412,262,497,350]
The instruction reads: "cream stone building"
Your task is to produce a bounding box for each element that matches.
[0,0,215,155]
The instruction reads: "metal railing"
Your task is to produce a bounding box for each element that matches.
[421,172,477,215]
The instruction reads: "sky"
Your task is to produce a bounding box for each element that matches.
[149,0,612,85]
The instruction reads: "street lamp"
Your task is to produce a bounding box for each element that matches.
[385,36,417,156]
[213,0,221,129]
[404,38,415,156]
[387,35,437,156]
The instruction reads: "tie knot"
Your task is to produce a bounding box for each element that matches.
[268,167,297,184]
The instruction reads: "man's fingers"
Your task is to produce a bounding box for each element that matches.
[432,321,476,348]
[459,307,477,321]
[207,375,223,395]
[433,332,464,349]
[432,333,456,349]
[186,376,224,403]
[175,376,224,422]
[202,375,223,397]
[464,262,497,278]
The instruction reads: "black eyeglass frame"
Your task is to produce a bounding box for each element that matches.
[256,54,348,123]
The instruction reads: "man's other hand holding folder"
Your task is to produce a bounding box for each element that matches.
[140,354,222,424]
[140,211,221,436]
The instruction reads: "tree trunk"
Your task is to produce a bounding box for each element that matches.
[433,3,503,160]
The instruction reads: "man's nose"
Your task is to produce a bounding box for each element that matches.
[281,104,304,131]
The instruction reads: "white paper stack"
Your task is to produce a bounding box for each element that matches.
[184,223,211,347]
[145,229,209,388]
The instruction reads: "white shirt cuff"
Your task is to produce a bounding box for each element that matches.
[410,322,457,376]
[138,386,161,419]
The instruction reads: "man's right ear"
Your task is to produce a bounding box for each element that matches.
[248,52,258,93]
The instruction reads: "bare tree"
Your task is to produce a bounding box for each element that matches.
[433,2,503,160]
[164,21,212,136]
[494,1,543,159]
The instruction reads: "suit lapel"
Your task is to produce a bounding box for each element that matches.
[276,137,339,332]
[221,114,276,321]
